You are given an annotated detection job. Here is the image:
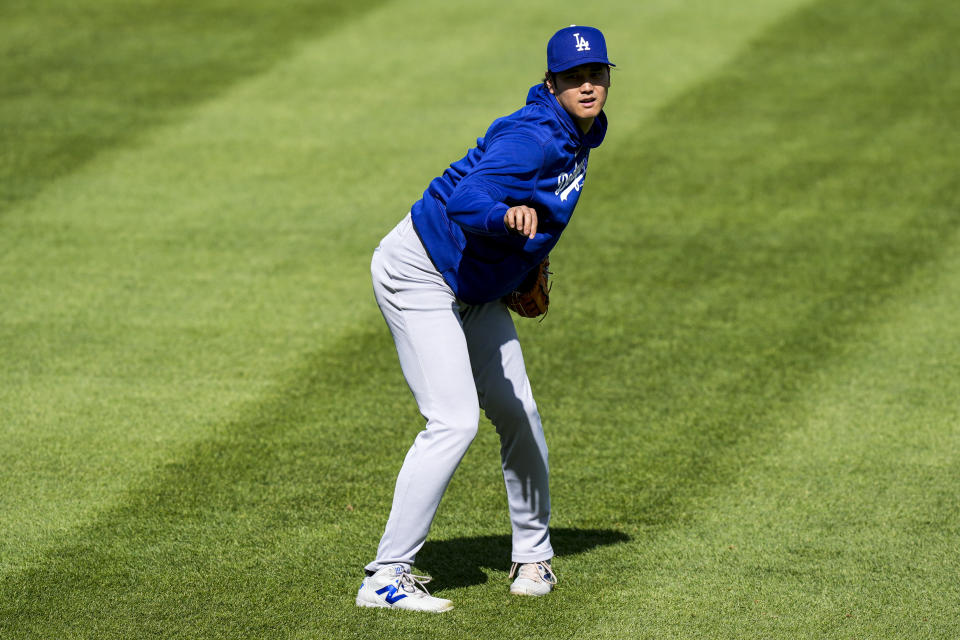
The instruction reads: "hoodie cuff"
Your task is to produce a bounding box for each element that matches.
[485,202,511,234]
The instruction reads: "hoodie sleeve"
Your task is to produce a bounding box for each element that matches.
[445,133,545,236]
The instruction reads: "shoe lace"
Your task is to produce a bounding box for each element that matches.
[398,571,435,596]
[508,561,558,585]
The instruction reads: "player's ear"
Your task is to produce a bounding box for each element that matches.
[544,71,555,95]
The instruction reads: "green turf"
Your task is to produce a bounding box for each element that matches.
[1,0,958,638]
[0,0,389,213]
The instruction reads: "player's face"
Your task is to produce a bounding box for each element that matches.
[548,63,610,132]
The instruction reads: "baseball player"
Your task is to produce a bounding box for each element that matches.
[356,25,614,613]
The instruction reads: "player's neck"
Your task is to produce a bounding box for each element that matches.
[573,115,594,134]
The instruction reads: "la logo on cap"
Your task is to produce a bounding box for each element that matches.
[573,32,591,51]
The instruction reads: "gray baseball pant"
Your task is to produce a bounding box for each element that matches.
[365,213,552,573]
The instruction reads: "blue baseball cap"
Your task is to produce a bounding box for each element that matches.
[547,25,615,73]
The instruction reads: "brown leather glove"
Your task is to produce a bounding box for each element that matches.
[503,257,551,318]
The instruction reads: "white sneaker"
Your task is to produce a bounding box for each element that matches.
[508,560,557,596]
[356,564,454,613]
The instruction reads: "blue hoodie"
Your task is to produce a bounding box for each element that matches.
[410,83,607,304]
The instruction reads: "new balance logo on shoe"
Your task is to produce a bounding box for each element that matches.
[375,583,408,604]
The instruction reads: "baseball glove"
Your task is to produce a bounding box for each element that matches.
[503,257,552,319]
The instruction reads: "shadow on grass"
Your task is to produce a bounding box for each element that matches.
[416,527,630,589]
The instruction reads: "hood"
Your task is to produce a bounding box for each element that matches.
[526,83,607,149]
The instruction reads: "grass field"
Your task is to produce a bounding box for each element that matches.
[1,0,958,638]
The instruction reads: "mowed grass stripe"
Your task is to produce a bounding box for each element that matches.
[2,0,957,638]
[0,0,388,214]
[0,0,811,583]
[0,0,825,636]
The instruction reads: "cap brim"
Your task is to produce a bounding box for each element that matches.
[549,58,616,73]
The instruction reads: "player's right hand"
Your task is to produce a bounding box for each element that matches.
[505,205,538,239]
